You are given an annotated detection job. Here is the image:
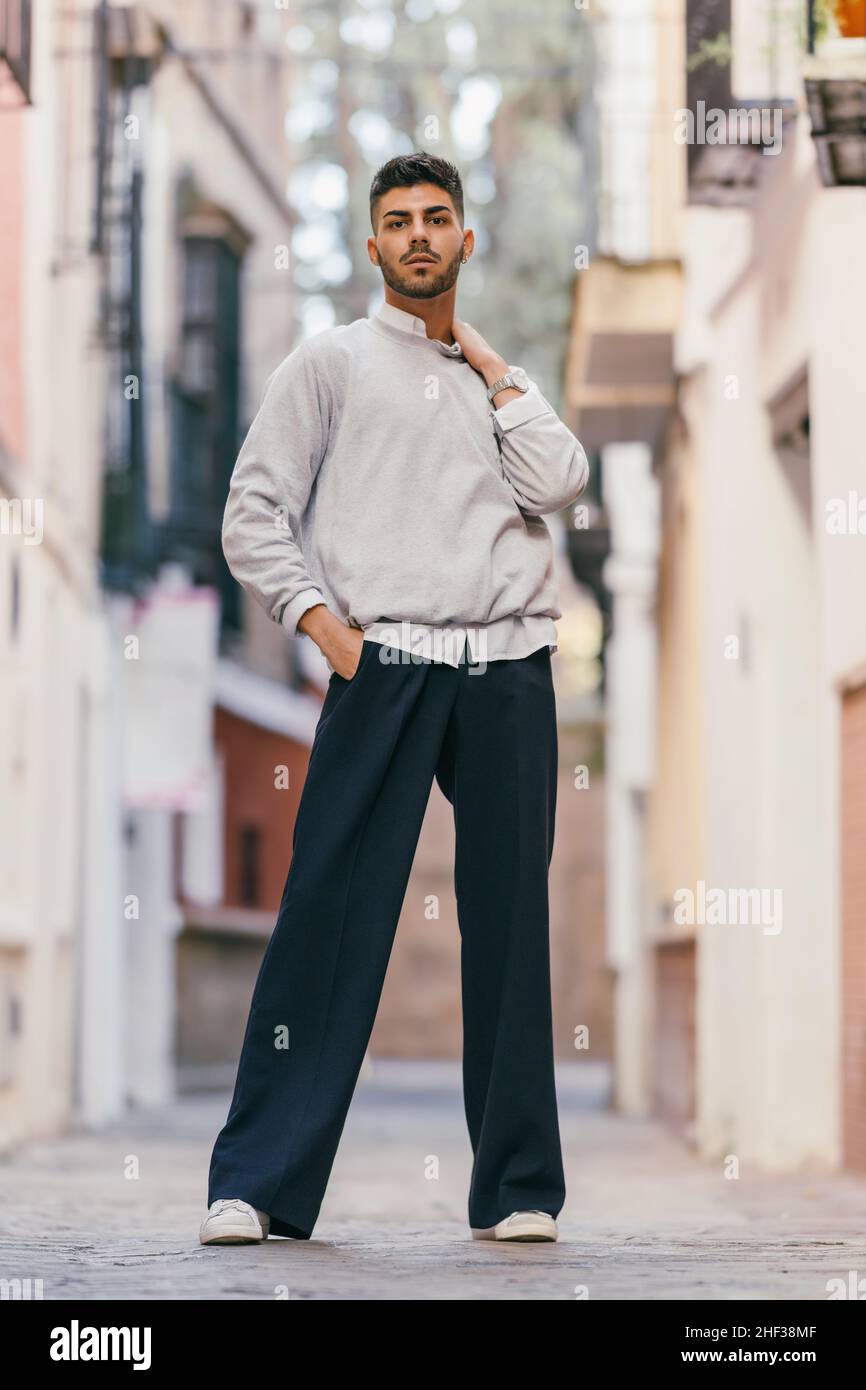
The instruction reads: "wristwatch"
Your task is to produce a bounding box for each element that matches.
[486,366,530,402]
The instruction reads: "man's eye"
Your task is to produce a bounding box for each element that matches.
[390,217,446,228]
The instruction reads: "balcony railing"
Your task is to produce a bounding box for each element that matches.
[805,1,866,185]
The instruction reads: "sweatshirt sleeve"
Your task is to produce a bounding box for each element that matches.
[491,375,590,517]
[222,340,329,636]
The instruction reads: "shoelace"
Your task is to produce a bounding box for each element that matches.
[211,1199,256,1217]
[505,1210,550,1222]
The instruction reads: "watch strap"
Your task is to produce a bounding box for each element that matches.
[486,371,528,402]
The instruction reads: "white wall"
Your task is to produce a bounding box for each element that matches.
[675,118,865,1168]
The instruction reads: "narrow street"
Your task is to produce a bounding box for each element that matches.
[3,1062,865,1301]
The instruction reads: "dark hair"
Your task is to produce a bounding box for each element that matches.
[369,152,464,232]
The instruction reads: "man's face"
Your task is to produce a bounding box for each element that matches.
[370,183,467,300]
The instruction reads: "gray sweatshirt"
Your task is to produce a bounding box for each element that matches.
[221,302,590,667]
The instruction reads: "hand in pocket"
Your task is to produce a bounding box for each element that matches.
[328,625,366,681]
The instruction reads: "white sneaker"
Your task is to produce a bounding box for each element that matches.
[199,1198,270,1244]
[471,1210,558,1242]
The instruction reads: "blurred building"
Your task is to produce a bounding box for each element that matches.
[99,0,345,1108]
[566,0,685,1116]
[0,0,328,1149]
[666,0,866,1172]
[1,0,115,1151]
[572,0,866,1174]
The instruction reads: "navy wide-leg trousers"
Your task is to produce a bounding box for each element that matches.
[207,638,566,1238]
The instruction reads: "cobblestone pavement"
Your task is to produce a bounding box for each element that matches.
[2,1061,865,1301]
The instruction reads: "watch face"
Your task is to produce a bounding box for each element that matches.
[510,367,529,390]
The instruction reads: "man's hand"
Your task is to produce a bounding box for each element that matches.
[298,604,365,679]
[451,317,523,406]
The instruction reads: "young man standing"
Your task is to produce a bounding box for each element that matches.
[200,153,589,1246]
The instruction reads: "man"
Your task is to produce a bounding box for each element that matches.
[200,152,589,1247]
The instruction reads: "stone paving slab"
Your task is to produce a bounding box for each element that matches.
[2,1061,865,1300]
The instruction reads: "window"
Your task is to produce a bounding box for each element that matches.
[172,236,241,523]
[165,233,243,629]
[238,823,261,907]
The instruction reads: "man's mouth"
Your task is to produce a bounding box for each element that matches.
[406,255,437,265]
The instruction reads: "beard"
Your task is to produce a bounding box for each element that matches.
[378,244,464,300]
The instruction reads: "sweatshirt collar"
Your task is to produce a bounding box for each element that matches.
[371,302,465,359]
